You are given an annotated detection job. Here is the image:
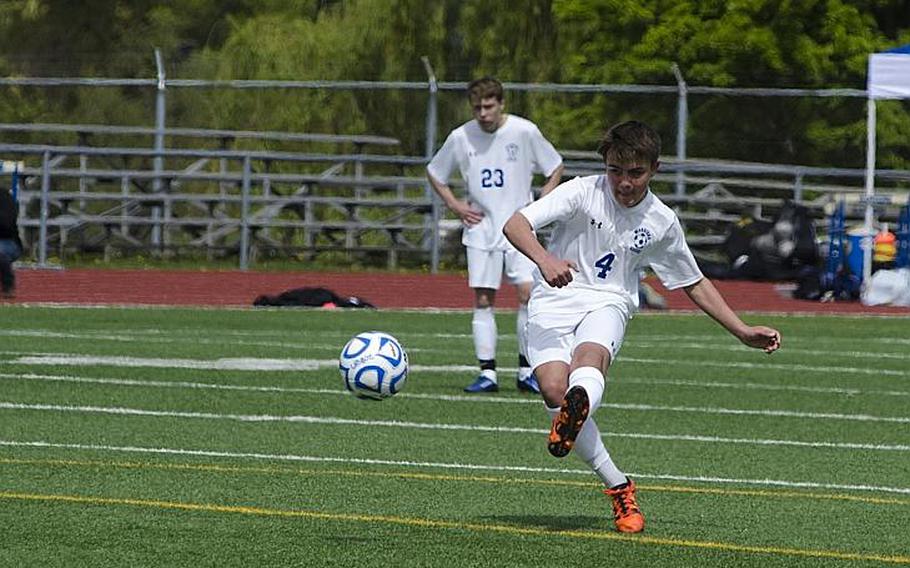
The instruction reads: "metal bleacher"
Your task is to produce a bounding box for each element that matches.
[3,122,910,271]
[1,123,435,270]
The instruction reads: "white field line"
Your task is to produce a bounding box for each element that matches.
[616,377,910,397]
[10,355,336,371]
[0,328,486,338]
[0,354,487,372]
[0,330,434,353]
[106,328,910,346]
[7,353,910,379]
[1,438,908,496]
[2,372,909,452]
[632,340,910,361]
[6,328,910,357]
[6,329,910,363]
[4,370,909,399]
[629,333,910,346]
[3,373,908,453]
[619,357,910,377]
[2,399,909,429]
[0,329,484,343]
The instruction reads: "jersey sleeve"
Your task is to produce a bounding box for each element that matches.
[648,218,704,290]
[426,132,459,184]
[518,177,584,230]
[528,125,563,176]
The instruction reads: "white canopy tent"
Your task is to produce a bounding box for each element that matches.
[863,44,910,282]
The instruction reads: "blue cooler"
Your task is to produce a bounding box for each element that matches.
[846,228,873,279]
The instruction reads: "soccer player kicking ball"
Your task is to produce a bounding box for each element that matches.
[503,120,781,533]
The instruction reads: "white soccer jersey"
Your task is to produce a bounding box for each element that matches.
[428,115,563,250]
[518,175,704,317]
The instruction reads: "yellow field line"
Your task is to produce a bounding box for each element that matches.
[1,456,908,507]
[1,490,908,565]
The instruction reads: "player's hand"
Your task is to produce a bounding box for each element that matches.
[540,257,578,288]
[740,326,781,354]
[452,201,484,226]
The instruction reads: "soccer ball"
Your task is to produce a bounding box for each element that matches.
[338,331,409,400]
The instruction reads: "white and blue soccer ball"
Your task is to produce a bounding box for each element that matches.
[339,331,409,400]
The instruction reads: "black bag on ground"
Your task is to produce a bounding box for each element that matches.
[253,286,375,308]
[792,265,822,300]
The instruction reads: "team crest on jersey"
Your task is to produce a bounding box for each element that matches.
[630,227,653,253]
[505,143,519,161]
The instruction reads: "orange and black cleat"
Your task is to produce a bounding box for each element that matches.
[603,478,645,533]
[547,386,589,458]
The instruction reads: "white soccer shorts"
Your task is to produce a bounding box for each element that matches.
[466,245,536,289]
[526,304,628,369]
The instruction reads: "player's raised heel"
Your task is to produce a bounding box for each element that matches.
[603,478,645,533]
[547,385,589,458]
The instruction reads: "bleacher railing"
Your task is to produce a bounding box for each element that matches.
[3,139,909,270]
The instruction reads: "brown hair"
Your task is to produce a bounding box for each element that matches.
[467,76,504,103]
[597,120,661,165]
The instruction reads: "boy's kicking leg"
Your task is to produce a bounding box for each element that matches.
[532,309,644,533]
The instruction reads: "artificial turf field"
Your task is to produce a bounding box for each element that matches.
[0,305,907,567]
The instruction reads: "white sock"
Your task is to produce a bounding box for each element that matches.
[473,306,497,380]
[568,366,605,414]
[574,417,628,487]
[546,404,625,486]
[480,369,497,381]
[517,303,529,364]
[553,368,624,487]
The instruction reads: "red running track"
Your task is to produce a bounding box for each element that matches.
[3,267,909,315]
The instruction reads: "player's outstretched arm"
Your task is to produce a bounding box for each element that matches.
[427,172,484,226]
[683,278,781,354]
[503,213,576,288]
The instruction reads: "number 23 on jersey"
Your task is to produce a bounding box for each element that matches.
[481,168,504,189]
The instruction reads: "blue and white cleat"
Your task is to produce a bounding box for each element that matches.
[464,376,499,393]
[516,373,541,394]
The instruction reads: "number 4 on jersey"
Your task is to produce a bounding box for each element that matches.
[595,252,615,278]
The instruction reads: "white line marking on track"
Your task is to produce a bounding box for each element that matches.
[8,354,909,378]
[602,403,910,423]
[2,372,907,452]
[12,355,333,371]
[0,330,437,353]
[633,340,910,361]
[4,370,909,399]
[620,357,910,377]
[1,439,907,495]
[628,333,910,345]
[7,329,910,361]
[2,400,908,428]
[616,377,910,397]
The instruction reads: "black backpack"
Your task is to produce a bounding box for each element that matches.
[253,286,375,308]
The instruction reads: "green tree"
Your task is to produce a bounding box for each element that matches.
[548,0,910,167]
[0,0,908,167]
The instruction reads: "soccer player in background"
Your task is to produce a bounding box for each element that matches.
[428,77,564,394]
[503,120,781,532]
